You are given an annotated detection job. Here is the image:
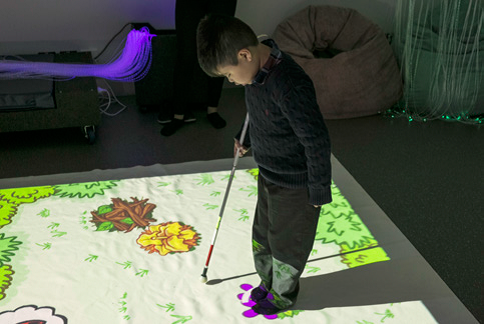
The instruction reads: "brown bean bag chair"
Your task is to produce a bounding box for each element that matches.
[273,5,403,119]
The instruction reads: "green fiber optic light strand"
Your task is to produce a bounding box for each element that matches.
[384,107,483,124]
[389,0,484,125]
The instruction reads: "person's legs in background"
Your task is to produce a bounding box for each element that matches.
[161,0,237,136]
[206,78,227,129]
[161,0,206,136]
[204,0,237,129]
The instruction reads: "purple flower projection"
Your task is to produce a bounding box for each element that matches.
[0,27,155,82]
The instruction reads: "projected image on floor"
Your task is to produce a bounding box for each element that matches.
[0,169,438,323]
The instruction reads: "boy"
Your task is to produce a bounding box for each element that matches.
[197,14,332,315]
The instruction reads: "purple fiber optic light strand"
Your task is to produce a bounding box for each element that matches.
[0,27,155,82]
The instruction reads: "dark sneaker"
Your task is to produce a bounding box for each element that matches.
[160,118,184,136]
[157,111,196,124]
[184,110,196,123]
[251,299,287,316]
[207,112,226,129]
[250,285,268,302]
[157,111,172,124]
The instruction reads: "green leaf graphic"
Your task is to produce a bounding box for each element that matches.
[120,218,134,225]
[195,174,214,185]
[171,315,192,324]
[239,185,257,197]
[98,205,113,215]
[203,203,218,210]
[37,208,50,218]
[97,221,114,231]
[157,303,175,312]
[85,254,98,262]
[36,242,51,250]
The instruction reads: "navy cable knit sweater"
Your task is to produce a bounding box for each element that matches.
[237,39,332,206]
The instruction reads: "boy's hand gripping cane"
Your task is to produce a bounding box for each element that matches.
[200,113,250,283]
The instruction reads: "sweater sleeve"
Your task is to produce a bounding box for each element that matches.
[280,84,332,206]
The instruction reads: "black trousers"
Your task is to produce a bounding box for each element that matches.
[252,175,321,308]
[174,0,237,114]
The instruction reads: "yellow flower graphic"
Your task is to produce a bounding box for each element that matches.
[136,222,200,256]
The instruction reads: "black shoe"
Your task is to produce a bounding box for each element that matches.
[207,112,226,129]
[161,118,184,136]
[250,285,269,302]
[157,112,172,124]
[157,111,196,124]
[251,299,287,315]
[184,110,196,123]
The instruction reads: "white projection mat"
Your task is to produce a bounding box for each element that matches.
[0,157,476,323]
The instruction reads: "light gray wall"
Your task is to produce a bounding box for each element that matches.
[0,0,176,56]
[0,0,396,95]
[0,0,396,56]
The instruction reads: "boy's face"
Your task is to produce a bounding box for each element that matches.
[217,48,259,86]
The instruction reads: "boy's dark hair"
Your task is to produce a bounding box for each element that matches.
[197,13,259,77]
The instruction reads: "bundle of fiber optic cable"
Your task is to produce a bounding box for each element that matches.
[0,27,155,82]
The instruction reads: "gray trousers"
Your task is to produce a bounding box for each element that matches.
[252,175,321,308]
